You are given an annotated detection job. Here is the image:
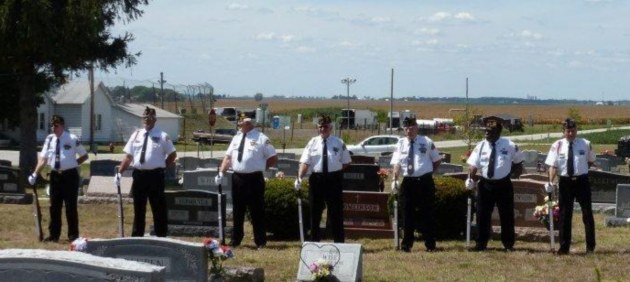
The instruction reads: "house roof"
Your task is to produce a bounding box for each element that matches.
[48,80,113,104]
[116,103,182,119]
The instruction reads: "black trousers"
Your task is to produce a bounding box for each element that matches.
[309,171,344,243]
[231,171,266,247]
[131,168,167,237]
[476,177,515,249]
[49,168,80,240]
[400,173,436,250]
[558,175,596,252]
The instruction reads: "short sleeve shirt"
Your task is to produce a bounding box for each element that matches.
[123,127,176,170]
[39,131,87,170]
[544,137,594,176]
[226,129,277,173]
[467,137,524,180]
[390,135,441,177]
[299,135,352,173]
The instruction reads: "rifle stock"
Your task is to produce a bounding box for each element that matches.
[32,183,44,241]
[115,167,125,237]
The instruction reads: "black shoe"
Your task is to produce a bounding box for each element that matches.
[256,245,266,250]
[504,247,514,253]
[400,246,411,253]
[43,236,59,243]
[556,249,569,255]
[586,248,595,254]
[68,236,79,242]
[229,241,240,247]
[469,245,486,252]
[426,247,436,252]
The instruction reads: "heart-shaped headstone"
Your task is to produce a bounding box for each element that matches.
[299,242,341,269]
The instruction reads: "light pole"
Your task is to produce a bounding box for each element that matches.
[341,77,356,129]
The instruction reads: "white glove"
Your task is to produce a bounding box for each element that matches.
[465,178,476,190]
[28,173,37,185]
[214,172,224,186]
[294,178,302,191]
[391,180,399,194]
[544,182,554,193]
[114,172,121,186]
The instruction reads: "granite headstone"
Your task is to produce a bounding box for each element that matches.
[435,163,464,175]
[491,179,546,228]
[275,159,301,178]
[589,170,630,203]
[350,155,375,165]
[0,166,32,204]
[182,169,233,210]
[343,191,393,238]
[342,164,379,192]
[297,242,363,282]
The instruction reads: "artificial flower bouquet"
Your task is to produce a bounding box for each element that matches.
[533,196,559,230]
[309,258,335,282]
[203,237,234,275]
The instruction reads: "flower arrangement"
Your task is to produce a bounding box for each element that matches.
[309,258,335,281]
[533,196,559,229]
[275,171,285,179]
[69,237,88,252]
[377,168,389,192]
[203,237,234,275]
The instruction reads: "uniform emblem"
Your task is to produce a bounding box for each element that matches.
[579,150,585,155]
[342,144,347,150]
[250,140,257,146]
[501,148,508,155]
[419,143,427,154]
[333,147,339,153]
[151,136,160,143]
[265,140,271,145]
[63,144,72,150]
[75,140,81,146]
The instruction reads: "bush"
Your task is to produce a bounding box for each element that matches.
[263,178,311,239]
[388,175,471,240]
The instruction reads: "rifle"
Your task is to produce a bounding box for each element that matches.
[297,188,305,244]
[547,187,556,251]
[115,166,125,237]
[393,181,400,250]
[466,172,474,247]
[217,168,225,244]
[31,177,44,242]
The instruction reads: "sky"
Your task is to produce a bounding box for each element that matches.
[89,0,630,101]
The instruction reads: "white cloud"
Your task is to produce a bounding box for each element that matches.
[255,32,275,40]
[255,32,296,42]
[295,46,317,53]
[501,30,544,41]
[279,35,294,42]
[520,30,543,40]
[226,3,249,10]
[370,16,392,24]
[415,27,440,36]
[420,11,477,23]
[454,12,475,21]
[412,39,439,46]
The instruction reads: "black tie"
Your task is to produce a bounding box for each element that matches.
[487,141,496,179]
[567,141,575,177]
[237,133,246,162]
[54,138,61,170]
[407,140,414,175]
[322,138,328,174]
[139,132,149,164]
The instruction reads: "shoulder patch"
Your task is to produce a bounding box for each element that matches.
[265,139,271,145]
[431,143,436,150]
[514,144,519,151]
[342,144,347,150]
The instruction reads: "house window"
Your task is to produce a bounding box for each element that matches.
[39,113,45,130]
[94,114,102,131]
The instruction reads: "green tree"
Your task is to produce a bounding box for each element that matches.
[0,0,149,173]
[452,107,484,156]
[567,107,582,124]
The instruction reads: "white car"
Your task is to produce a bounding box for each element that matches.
[346,135,401,157]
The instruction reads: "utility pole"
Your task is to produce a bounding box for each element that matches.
[341,77,356,130]
[89,66,95,152]
[158,72,166,109]
[389,68,394,134]
[152,83,157,106]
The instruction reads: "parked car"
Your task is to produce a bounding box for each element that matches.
[191,128,237,145]
[346,135,401,157]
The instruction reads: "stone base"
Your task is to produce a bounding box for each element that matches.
[78,196,133,204]
[209,267,264,282]
[489,226,557,242]
[605,216,629,227]
[0,193,33,204]
[150,224,234,238]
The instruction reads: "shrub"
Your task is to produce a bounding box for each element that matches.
[388,175,471,240]
[263,178,311,239]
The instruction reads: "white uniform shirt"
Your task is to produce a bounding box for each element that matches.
[299,135,351,173]
[39,131,87,170]
[123,127,176,170]
[545,137,595,176]
[226,129,276,173]
[467,137,524,180]
[390,135,441,177]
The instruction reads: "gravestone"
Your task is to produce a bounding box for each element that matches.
[297,242,362,282]
[435,163,464,175]
[182,169,233,210]
[522,150,539,168]
[594,158,611,172]
[164,190,227,237]
[178,157,200,171]
[596,154,624,168]
[589,170,630,203]
[277,152,296,160]
[519,173,548,182]
[0,166,32,204]
[342,164,379,192]
[197,158,222,169]
[0,159,11,167]
[605,184,630,227]
[85,237,207,282]
[343,191,393,238]
[491,180,546,228]
[275,159,301,178]
[439,152,451,164]
[84,166,133,199]
[350,155,375,165]
[377,156,392,169]
[444,172,468,181]
[0,249,165,282]
[89,160,121,176]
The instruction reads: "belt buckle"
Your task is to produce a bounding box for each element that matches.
[570,176,577,181]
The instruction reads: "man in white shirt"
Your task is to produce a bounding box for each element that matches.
[216,118,277,248]
[466,116,524,252]
[29,115,88,242]
[390,117,442,252]
[117,107,177,237]
[296,115,352,243]
[544,118,596,255]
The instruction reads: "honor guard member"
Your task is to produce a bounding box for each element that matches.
[216,117,278,248]
[296,115,351,243]
[116,107,177,237]
[29,115,88,242]
[466,116,524,252]
[544,118,596,255]
[390,117,442,252]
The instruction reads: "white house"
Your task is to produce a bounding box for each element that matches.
[4,80,181,144]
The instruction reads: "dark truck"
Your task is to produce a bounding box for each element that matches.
[191,128,237,145]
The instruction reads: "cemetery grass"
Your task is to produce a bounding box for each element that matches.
[3,201,630,281]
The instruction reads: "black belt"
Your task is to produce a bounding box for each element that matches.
[134,168,164,174]
[403,172,433,180]
[311,170,343,176]
[234,171,263,177]
[560,174,587,181]
[50,167,77,174]
[481,176,510,184]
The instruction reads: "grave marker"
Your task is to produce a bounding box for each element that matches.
[0,166,32,204]
[435,163,464,175]
[182,169,233,210]
[491,180,546,228]
[297,242,363,282]
[164,190,227,237]
[350,155,375,165]
[275,159,301,178]
[343,191,393,238]
[342,164,379,192]
[589,170,630,203]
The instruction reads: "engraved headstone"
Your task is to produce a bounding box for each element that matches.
[164,190,228,237]
[275,159,300,178]
[342,164,379,192]
[343,191,393,238]
[435,163,464,175]
[596,154,624,167]
[182,169,233,210]
[377,156,392,169]
[277,152,296,160]
[350,155,375,165]
[85,237,207,282]
[178,157,200,171]
[589,170,630,203]
[0,159,11,167]
[594,158,611,172]
[0,166,32,204]
[89,160,121,177]
[491,180,546,228]
[519,173,548,182]
[197,158,222,169]
[297,242,363,282]
[0,249,165,282]
[615,184,630,218]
